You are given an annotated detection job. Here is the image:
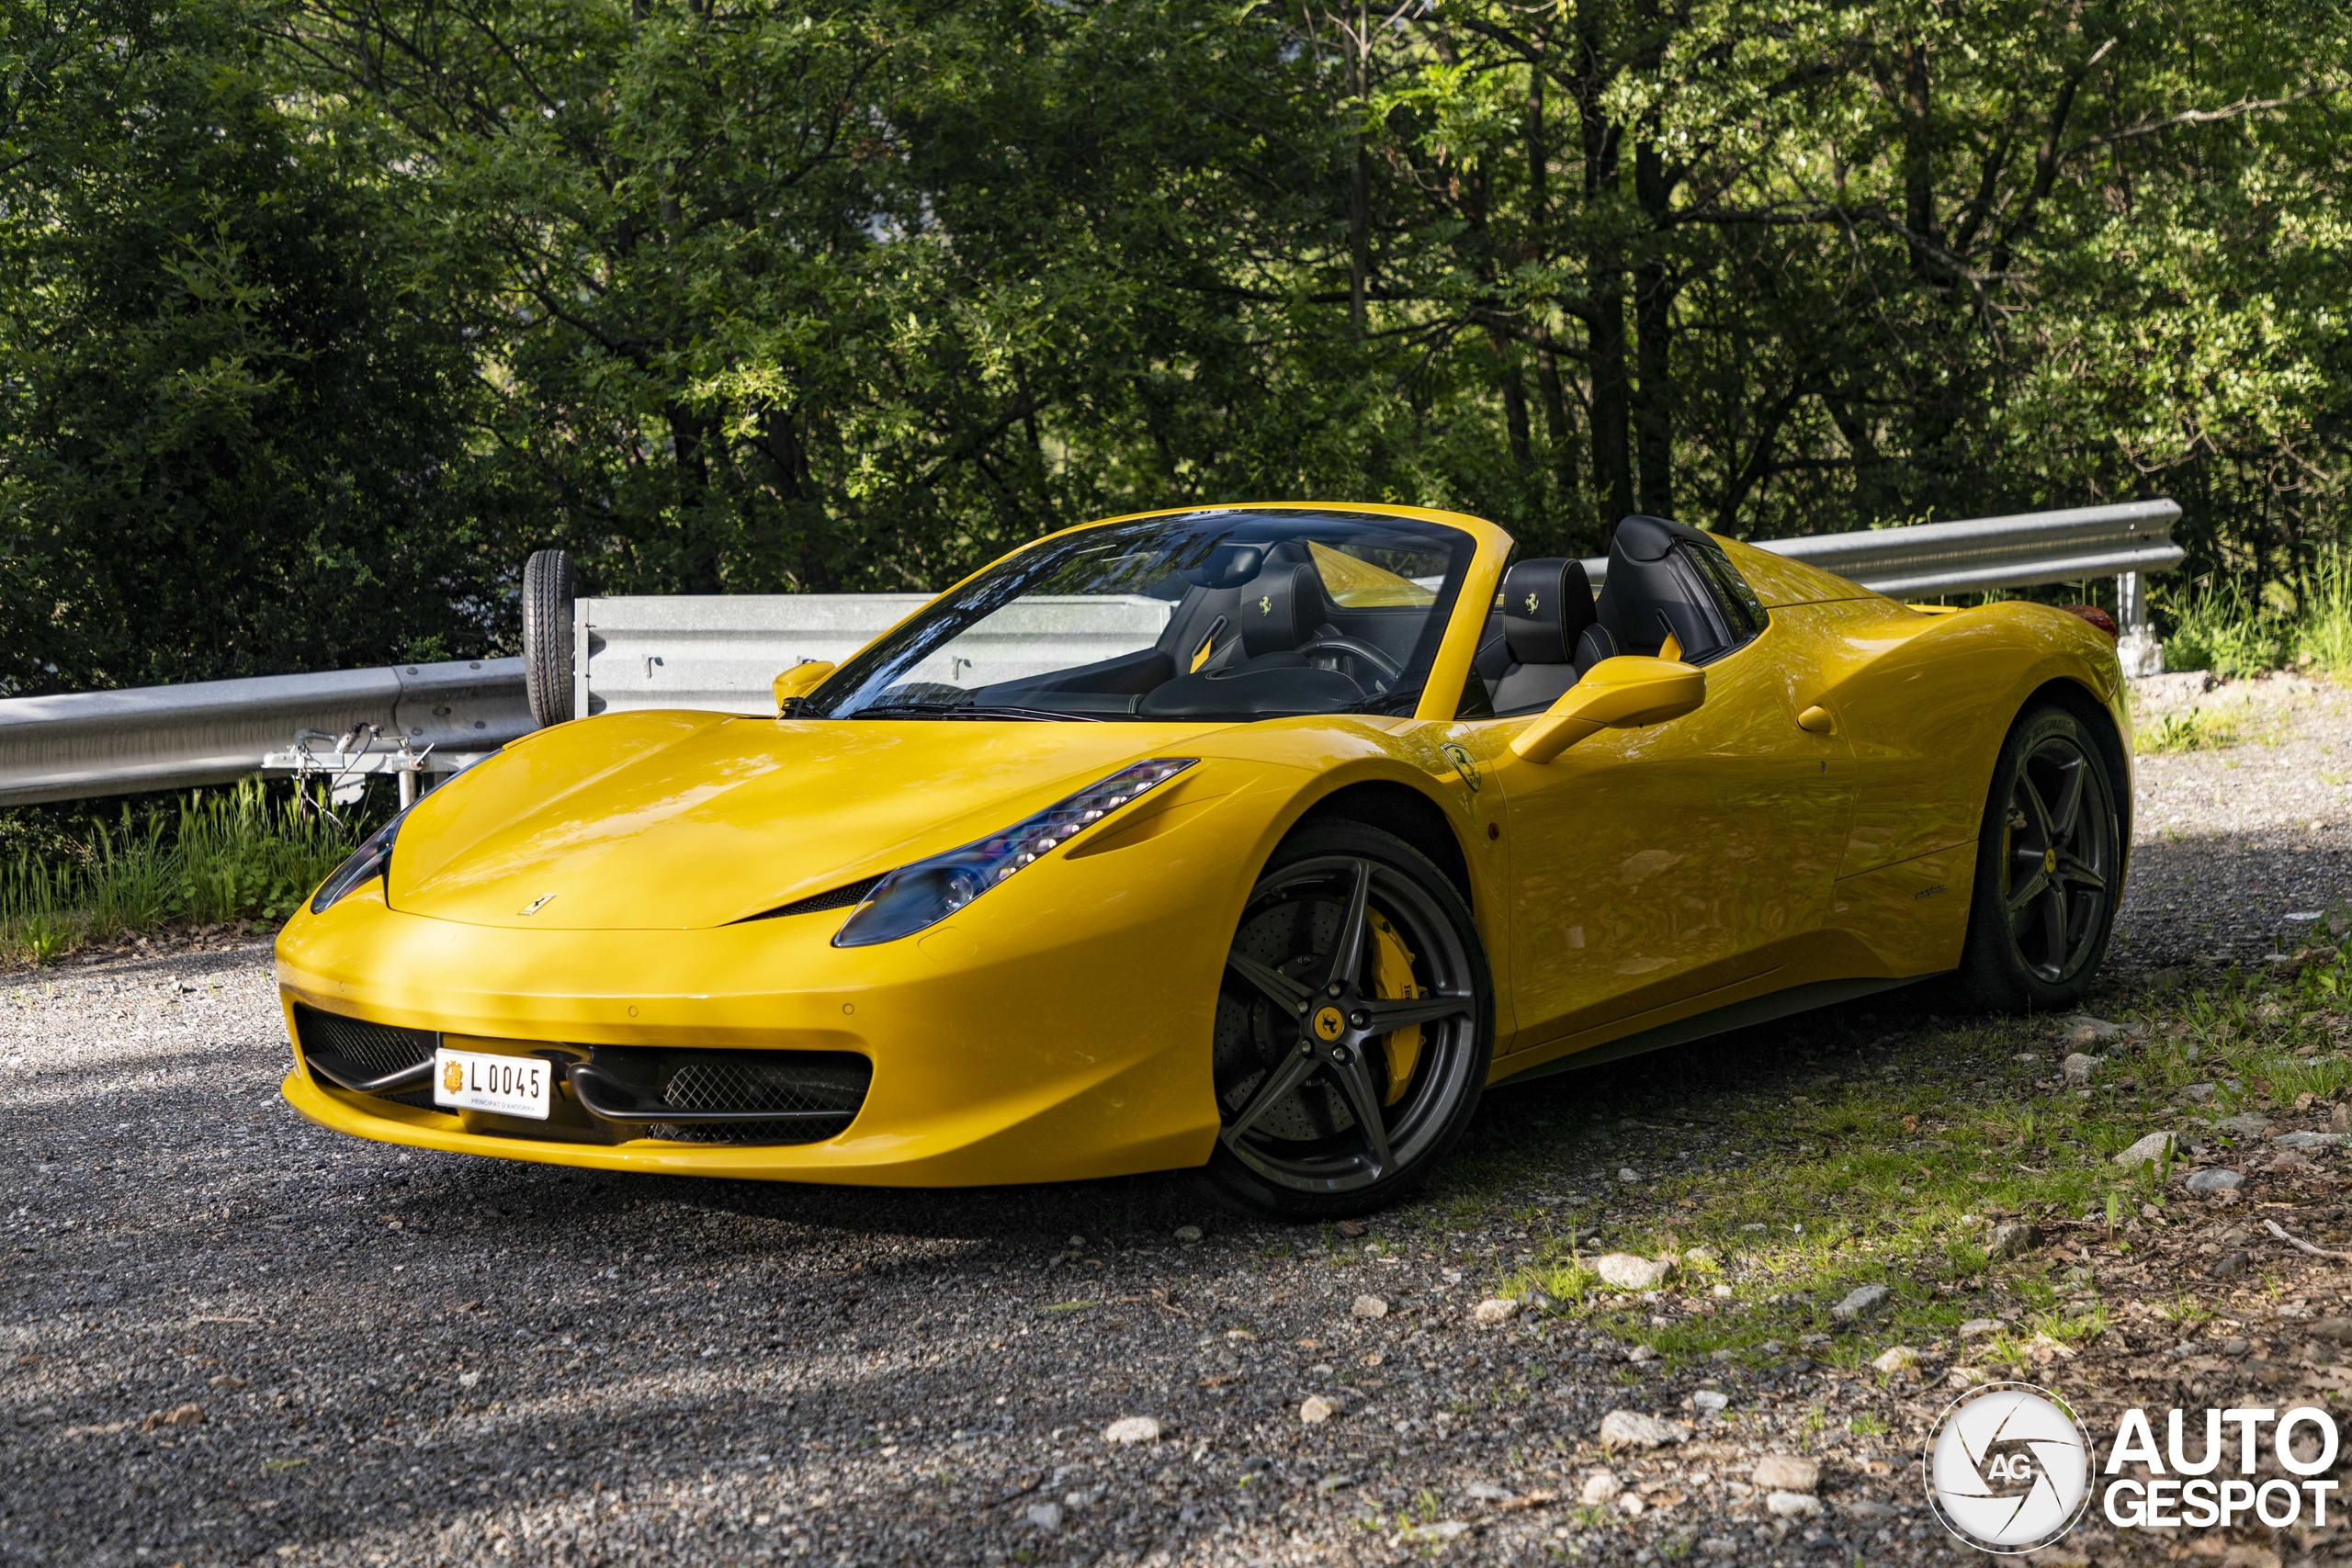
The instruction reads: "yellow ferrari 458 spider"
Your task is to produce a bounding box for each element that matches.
[276,503,2129,1216]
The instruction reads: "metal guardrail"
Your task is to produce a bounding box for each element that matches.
[0,660,533,808]
[0,500,2184,807]
[1575,499,2184,599]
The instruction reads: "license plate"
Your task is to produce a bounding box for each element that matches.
[433,1048,552,1121]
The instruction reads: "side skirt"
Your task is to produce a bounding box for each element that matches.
[1490,974,1938,1089]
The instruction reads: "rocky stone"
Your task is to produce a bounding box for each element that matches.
[1699,1536,1741,1558]
[2062,1051,2098,1086]
[1579,1470,1623,1506]
[2219,1112,2274,1138]
[1405,1520,1472,1541]
[1598,1409,1688,1448]
[2115,1131,2175,1168]
[2184,1083,2218,1103]
[1463,1482,1512,1503]
[1350,1294,1388,1320]
[1299,1395,1340,1425]
[1024,1502,1063,1531]
[1626,1344,1657,1364]
[1831,1284,1890,1320]
[2186,1168,2245,1195]
[2310,1317,2352,1343]
[1102,1416,1160,1446]
[1618,1167,1640,1183]
[1959,1317,2004,1337]
[2334,1103,2351,1134]
[1871,1345,1921,1377]
[1473,1298,1521,1325]
[1712,1283,1733,1299]
[2275,1131,2351,1149]
[1987,1222,2039,1260]
[1753,1455,1819,1493]
[140,1404,202,1431]
[1592,1252,1672,1290]
[1173,1225,1203,1242]
[2061,1015,2132,1044]
[1767,1491,1825,1518]
[1682,1246,1718,1265]
[1840,1498,1903,1520]
[1693,1390,1729,1416]
[1948,1366,1989,1389]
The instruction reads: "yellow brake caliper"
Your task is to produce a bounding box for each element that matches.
[1369,909,1424,1105]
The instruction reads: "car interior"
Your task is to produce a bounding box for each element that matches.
[969,540,1442,719]
[1469,514,1771,716]
[866,513,1767,723]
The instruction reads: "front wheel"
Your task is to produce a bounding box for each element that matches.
[1957,700,2123,1011]
[1198,823,1494,1220]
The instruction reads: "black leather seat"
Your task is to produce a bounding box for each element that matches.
[1479,558,1618,715]
[1594,513,1756,661]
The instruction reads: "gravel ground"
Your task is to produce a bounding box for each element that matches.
[2111,671,2351,972]
[4,675,2348,1568]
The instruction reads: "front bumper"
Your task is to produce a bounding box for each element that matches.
[272,786,1278,1185]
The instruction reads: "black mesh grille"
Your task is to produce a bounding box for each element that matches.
[294,1004,437,1103]
[741,876,881,922]
[605,1050,870,1145]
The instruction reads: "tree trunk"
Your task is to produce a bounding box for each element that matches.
[1634,137,1673,519]
[1574,8,1631,524]
[668,403,722,593]
[1490,328,1534,474]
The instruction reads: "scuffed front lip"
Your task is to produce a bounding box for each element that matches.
[272,774,1302,1186]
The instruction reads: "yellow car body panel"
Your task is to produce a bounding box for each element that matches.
[275,502,2128,1186]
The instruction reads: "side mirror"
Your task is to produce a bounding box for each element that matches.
[772,660,837,713]
[1509,655,1705,764]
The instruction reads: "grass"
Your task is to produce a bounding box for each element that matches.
[0,781,369,968]
[2162,549,2352,680]
[2135,705,2240,754]
[1403,911,2352,1376]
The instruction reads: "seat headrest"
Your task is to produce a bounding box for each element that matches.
[1501,558,1597,665]
[1239,561,1328,656]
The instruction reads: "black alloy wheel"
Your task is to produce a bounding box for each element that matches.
[1199,823,1493,1219]
[1960,700,2124,1011]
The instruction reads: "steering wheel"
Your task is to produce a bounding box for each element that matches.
[1304,634,1403,685]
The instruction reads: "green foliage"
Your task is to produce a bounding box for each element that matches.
[1,0,2348,683]
[2160,551,2352,677]
[2135,706,2239,754]
[0,0,509,694]
[0,782,367,964]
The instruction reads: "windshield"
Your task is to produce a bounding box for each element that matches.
[808,509,1476,722]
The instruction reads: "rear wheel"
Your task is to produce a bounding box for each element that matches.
[1198,823,1493,1219]
[1958,701,2122,1011]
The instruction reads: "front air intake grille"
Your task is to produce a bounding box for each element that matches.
[570,1048,870,1145]
[292,1004,438,1106]
[741,876,882,922]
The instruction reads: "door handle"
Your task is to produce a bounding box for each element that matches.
[1797,705,1837,735]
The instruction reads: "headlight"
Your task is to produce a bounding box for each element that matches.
[834,759,1197,947]
[310,806,413,913]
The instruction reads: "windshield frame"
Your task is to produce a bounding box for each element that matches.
[804,506,1488,725]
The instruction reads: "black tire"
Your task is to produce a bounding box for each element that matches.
[1196,822,1494,1220]
[523,548,576,728]
[1957,699,2124,1012]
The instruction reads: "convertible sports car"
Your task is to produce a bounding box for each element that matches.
[276,502,2130,1216]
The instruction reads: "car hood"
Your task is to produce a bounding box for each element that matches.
[386,711,1235,930]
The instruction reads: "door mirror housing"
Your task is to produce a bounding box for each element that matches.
[1509,656,1705,764]
[772,660,837,713]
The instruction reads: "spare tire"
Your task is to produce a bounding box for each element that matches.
[522,548,576,728]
